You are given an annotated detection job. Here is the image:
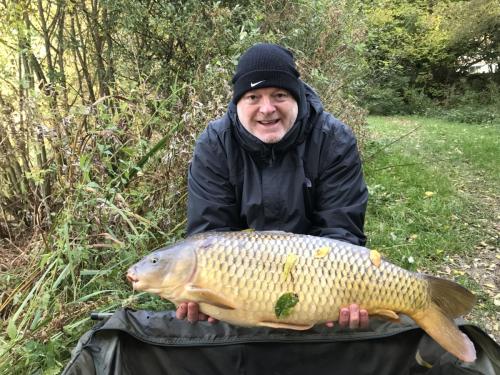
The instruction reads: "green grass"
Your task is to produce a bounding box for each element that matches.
[364,116,499,270]
[364,116,499,336]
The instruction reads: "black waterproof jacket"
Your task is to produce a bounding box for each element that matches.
[187,84,368,246]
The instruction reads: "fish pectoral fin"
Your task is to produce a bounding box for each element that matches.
[258,321,314,330]
[370,309,400,322]
[185,285,236,310]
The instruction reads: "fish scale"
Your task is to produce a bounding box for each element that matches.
[127,230,477,362]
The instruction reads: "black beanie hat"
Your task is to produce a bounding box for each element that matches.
[232,43,302,104]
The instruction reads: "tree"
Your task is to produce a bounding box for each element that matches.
[361,0,500,114]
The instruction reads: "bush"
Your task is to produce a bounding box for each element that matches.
[438,80,500,124]
[0,1,370,373]
[440,106,498,124]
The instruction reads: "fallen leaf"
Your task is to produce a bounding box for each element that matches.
[370,250,382,267]
[424,191,435,198]
[282,254,298,281]
[275,292,299,319]
[483,283,496,290]
[314,246,331,258]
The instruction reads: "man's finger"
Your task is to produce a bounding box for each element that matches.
[198,312,208,321]
[207,317,219,324]
[325,321,334,328]
[338,307,349,327]
[187,302,199,323]
[176,302,188,319]
[349,304,360,329]
[359,309,369,329]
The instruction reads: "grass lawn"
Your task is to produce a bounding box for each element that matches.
[363,115,499,339]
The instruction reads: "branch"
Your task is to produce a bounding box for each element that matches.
[364,124,423,162]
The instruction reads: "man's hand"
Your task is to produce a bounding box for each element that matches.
[177,302,367,328]
[176,302,218,324]
[325,304,369,329]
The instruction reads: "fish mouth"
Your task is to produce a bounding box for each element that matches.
[126,271,140,289]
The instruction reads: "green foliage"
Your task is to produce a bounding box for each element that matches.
[360,0,500,116]
[422,80,500,124]
[275,292,300,319]
[0,1,369,373]
[439,106,498,125]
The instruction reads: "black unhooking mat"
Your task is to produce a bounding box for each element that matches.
[62,308,499,375]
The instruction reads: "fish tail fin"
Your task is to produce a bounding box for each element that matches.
[412,276,477,363]
[426,276,476,318]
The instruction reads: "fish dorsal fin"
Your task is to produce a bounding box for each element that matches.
[258,321,313,330]
[185,284,236,310]
[370,309,400,322]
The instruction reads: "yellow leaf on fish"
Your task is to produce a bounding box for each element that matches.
[314,246,331,258]
[370,249,382,268]
[282,254,298,281]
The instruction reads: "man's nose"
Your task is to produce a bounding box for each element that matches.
[259,97,276,114]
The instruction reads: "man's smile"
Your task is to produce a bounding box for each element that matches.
[257,119,280,125]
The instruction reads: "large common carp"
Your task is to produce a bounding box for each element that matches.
[127,231,477,362]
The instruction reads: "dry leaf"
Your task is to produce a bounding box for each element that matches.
[424,191,435,198]
[370,250,382,267]
[282,254,298,281]
[314,246,331,258]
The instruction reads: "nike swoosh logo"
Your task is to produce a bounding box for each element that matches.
[250,80,265,87]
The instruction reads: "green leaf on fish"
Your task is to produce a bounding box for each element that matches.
[275,292,299,319]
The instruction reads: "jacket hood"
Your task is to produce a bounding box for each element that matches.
[228,82,324,160]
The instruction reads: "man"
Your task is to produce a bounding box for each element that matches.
[177,43,369,328]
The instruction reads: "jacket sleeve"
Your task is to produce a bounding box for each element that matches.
[187,126,242,236]
[309,119,368,246]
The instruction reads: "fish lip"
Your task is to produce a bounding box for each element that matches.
[126,272,139,284]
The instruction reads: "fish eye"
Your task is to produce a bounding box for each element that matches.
[151,257,159,264]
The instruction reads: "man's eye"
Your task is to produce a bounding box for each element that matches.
[246,95,258,101]
[275,92,288,99]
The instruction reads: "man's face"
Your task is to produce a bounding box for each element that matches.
[236,87,298,144]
